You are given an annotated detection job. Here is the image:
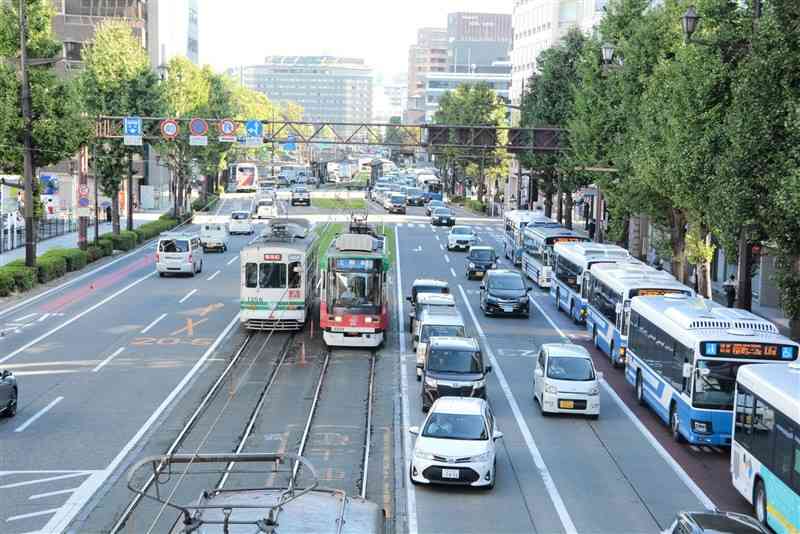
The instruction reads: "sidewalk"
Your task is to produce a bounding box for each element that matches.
[710,282,794,339]
[0,212,164,267]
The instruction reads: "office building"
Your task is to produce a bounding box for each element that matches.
[147,0,200,67]
[232,56,373,134]
[406,27,448,123]
[422,67,511,123]
[447,12,512,73]
[511,0,605,103]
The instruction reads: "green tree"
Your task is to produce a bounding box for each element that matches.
[80,20,164,234]
[0,0,91,264]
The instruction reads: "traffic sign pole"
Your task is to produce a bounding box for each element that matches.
[77,147,89,250]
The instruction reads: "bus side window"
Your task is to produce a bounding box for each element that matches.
[734,386,754,450]
[289,261,301,289]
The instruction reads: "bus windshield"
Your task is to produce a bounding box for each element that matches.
[693,360,739,411]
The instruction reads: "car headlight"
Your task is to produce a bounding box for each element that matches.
[424,376,438,387]
[519,296,529,303]
[490,263,496,269]
[414,449,435,460]
[588,385,599,395]
[469,262,476,268]
[467,451,493,463]
[472,378,486,389]
[545,384,558,394]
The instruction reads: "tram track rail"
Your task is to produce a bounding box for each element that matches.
[111,330,293,534]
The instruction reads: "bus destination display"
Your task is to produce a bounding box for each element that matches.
[633,288,691,297]
[552,237,585,244]
[700,341,797,360]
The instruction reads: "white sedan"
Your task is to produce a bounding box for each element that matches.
[446,225,477,251]
[409,397,502,489]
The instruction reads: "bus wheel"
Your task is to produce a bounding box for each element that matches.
[670,404,685,443]
[754,479,767,526]
[635,372,645,406]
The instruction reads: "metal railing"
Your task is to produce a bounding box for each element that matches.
[0,217,91,253]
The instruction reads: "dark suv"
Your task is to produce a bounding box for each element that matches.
[664,511,769,534]
[419,337,490,412]
[0,369,18,417]
[465,246,497,279]
[480,269,530,317]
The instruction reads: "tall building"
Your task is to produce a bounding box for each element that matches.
[51,0,147,75]
[447,12,512,73]
[232,56,373,132]
[147,0,200,67]
[405,27,447,124]
[510,0,605,103]
[422,67,511,123]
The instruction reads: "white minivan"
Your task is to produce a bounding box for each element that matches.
[255,197,277,219]
[156,232,204,277]
[533,343,601,418]
[229,211,254,235]
[414,308,467,380]
[200,223,230,252]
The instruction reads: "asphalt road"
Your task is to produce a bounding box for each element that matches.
[0,191,752,534]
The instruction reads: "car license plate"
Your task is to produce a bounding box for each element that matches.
[502,305,514,312]
[475,271,483,276]
[441,469,459,480]
[559,400,575,409]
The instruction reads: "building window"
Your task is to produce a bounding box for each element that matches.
[64,41,83,61]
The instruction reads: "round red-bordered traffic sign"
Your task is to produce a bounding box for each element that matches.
[218,118,236,136]
[189,118,208,136]
[78,184,89,196]
[160,119,179,139]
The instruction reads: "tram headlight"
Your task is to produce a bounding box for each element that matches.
[334,316,342,323]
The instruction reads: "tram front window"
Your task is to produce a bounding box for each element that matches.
[332,272,380,312]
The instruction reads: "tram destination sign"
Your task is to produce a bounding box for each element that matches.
[333,258,380,271]
[700,341,798,360]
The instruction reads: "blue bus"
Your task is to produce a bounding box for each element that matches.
[416,174,443,202]
[503,210,559,266]
[625,294,799,446]
[521,226,588,288]
[550,242,633,324]
[584,263,693,367]
[732,363,800,534]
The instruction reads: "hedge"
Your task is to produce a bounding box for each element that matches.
[3,261,36,292]
[134,218,178,242]
[86,244,107,263]
[41,248,88,272]
[0,270,14,297]
[36,254,67,283]
[100,231,137,251]
[191,194,219,213]
[464,199,486,213]
[95,239,113,257]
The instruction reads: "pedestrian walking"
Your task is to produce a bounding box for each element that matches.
[723,275,737,308]
[587,219,596,241]
[105,206,112,223]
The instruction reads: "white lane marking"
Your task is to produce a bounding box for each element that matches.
[444,255,450,264]
[690,445,701,452]
[435,235,440,241]
[14,396,64,433]
[439,244,444,251]
[29,487,80,500]
[15,313,36,322]
[179,289,198,304]
[458,285,577,534]
[41,314,241,534]
[6,508,61,522]
[13,370,79,377]
[711,446,722,454]
[0,472,89,489]
[37,313,51,322]
[92,347,125,373]
[227,255,239,266]
[528,289,717,510]
[0,272,155,365]
[207,270,221,281]
[395,228,418,534]
[140,313,167,334]
[450,267,457,278]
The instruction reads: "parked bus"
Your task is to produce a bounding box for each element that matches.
[625,294,799,446]
[732,362,800,533]
[503,210,560,266]
[320,226,390,348]
[521,226,588,288]
[584,263,693,367]
[550,242,633,324]
[227,162,258,192]
[240,219,318,331]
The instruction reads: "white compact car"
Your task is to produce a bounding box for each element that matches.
[447,226,477,251]
[533,343,601,418]
[200,223,230,252]
[229,211,254,235]
[409,397,503,488]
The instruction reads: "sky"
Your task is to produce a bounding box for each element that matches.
[199,0,513,79]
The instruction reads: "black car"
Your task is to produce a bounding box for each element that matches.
[431,208,455,226]
[419,337,490,412]
[480,270,530,317]
[663,511,770,534]
[406,187,425,206]
[465,246,497,279]
[0,369,18,417]
[388,194,407,214]
[425,200,445,216]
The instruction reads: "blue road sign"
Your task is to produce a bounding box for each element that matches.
[124,116,142,136]
[283,135,296,151]
[245,120,263,138]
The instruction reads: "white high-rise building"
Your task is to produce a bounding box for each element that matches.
[147,0,199,68]
[511,0,606,104]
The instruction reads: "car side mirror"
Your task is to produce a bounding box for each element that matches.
[485,365,492,373]
[534,368,544,377]
[409,426,420,436]
[596,371,604,381]
[480,284,485,290]
[492,430,504,441]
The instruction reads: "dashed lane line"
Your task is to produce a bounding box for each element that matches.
[207,270,221,281]
[92,347,125,373]
[227,255,239,266]
[140,313,167,334]
[179,289,198,304]
[450,267,457,278]
[14,396,64,433]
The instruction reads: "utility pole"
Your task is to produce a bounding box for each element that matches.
[127,152,134,231]
[77,146,88,250]
[19,0,37,268]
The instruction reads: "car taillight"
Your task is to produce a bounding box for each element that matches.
[155,253,160,262]
[188,254,193,263]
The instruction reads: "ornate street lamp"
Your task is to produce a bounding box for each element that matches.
[601,43,616,64]
[682,6,701,43]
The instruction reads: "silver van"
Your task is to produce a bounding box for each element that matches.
[414,308,467,380]
[156,232,204,277]
[411,292,456,335]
